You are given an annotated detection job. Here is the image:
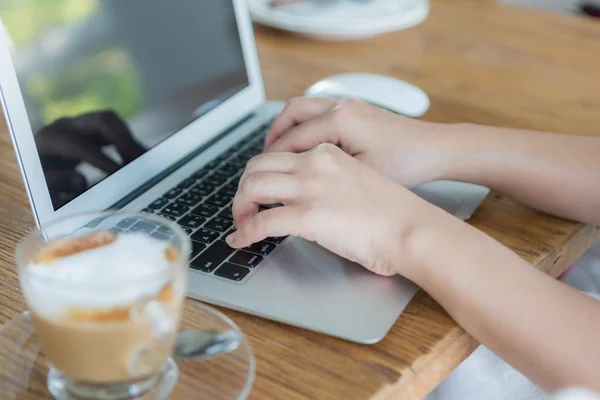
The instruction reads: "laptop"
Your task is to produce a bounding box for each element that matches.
[0,0,489,344]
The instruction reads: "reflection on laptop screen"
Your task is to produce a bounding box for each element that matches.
[0,0,249,210]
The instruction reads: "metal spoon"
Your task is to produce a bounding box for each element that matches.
[174,329,243,361]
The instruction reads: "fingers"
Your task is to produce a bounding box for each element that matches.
[232,172,301,228]
[265,97,340,149]
[240,152,298,185]
[266,111,343,154]
[227,206,305,248]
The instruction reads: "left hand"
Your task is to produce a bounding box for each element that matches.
[264,97,445,189]
[226,143,446,277]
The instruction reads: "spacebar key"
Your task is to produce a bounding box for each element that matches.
[190,240,235,272]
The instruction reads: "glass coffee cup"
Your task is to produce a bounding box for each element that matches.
[16,211,190,400]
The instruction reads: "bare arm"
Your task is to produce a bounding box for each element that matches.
[404,209,600,392]
[428,123,600,226]
[255,98,600,392]
[411,123,600,391]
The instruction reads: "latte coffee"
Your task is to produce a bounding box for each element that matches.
[21,230,185,384]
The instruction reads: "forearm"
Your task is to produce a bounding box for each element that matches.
[405,214,600,392]
[427,123,600,226]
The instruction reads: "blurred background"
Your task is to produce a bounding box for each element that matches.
[498,0,600,15]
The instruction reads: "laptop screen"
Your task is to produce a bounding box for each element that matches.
[1,0,249,210]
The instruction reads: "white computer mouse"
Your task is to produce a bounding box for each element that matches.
[304,73,430,118]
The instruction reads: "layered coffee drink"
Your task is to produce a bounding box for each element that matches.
[20,229,186,385]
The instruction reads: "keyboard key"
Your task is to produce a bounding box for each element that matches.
[181,226,194,235]
[191,203,219,218]
[189,183,215,197]
[223,164,244,179]
[205,194,231,208]
[205,160,221,169]
[242,148,260,158]
[130,221,156,234]
[191,228,220,244]
[151,231,170,241]
[219,186,237,197]
[232,141,247,150]
[248,143,264,153]
[109,227,124,235]
[191,241,206,258]
[177,178,196,189]
[217,164,240,176]
[245,241,276,256]
[141,208,155,214]
[215,263,250,281]
[178,214,206,229]
[213,168,232,178]
[230,142,245,151]
[265,236,287,244]
[191,168,209,180]
[117,218,137,229]
[218,207,233,220]
[205,174,228,187]
[157,213,177,221]
[164,188,183,199]
[157,225,174,235]
[161,203,189,217]
[228,157,247,168]
[190,240,235,272]
[229,251,263,268]
[236,153,253,163]
[223,181,239,192]
[148,197,169,210]
[176,192,204,207]
[205,217,232,232]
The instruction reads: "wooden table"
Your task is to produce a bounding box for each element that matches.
[1,0,600,398]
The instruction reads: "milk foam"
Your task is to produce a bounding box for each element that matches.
[23,232,174,320]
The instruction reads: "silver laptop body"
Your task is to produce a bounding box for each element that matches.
[0,0,488,343]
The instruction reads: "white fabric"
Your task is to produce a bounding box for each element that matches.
[426,241,600,400]
[551,388,600,400]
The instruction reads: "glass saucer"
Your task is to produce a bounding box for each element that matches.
[0,301,255,400]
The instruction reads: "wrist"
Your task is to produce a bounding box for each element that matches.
[381,188,460,282]
[388,195,474,285]
[426,122,475,182]
[405,121,472,185]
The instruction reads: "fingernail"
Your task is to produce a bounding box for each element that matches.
[225,233,235,245]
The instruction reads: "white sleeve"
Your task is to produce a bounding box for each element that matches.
[551,388,600,400]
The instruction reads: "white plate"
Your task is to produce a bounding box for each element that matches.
[248,0,429,40]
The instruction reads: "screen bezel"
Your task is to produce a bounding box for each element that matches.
[0,0,265,228]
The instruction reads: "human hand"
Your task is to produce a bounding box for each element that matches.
[226,143,450,278]
[36,110,146,207]
[265,97,445,189]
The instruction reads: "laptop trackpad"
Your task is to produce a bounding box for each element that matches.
[412,180,490,220]
[246,237,418,343]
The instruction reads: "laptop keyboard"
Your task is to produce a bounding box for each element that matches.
[110,123,286,283]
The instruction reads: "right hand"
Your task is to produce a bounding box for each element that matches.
[265,97,445,189]
[228,143,453,278]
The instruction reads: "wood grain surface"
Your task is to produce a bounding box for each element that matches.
[1,0,600,398]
